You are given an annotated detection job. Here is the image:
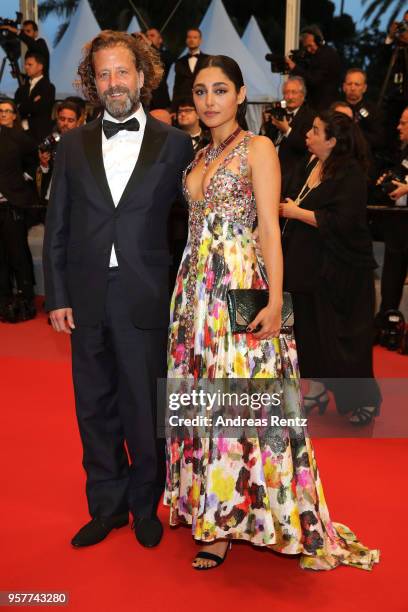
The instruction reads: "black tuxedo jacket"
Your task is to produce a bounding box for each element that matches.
[0,126,39,208]
[292,45,342,111]
[278,104,315,196]
[43,114,193,328]
[173,52,209,104]
[150,47,173,110]
[15,76,55,143]
[265,104,315,197]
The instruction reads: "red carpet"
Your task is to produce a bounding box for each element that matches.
[1,302,407,611]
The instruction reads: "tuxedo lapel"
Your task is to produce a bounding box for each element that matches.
[82,118,115,209]
[116,115,169,209]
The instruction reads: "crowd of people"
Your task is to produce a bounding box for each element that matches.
[0,13,406,572]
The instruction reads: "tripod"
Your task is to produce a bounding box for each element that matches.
[378,44,408,108]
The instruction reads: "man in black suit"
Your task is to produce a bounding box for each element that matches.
[286,28,342,112]
[0,19,50,76]
[261,76,315,197]
[172,28,208,107]
[43,31,193,549]
[15,52,55,144]
[342,68,384,176]
[145,28,173,110]
[376,107,408,326]
[37,100,82,219]
[0,101,39,322]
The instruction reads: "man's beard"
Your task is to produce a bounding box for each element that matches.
[100,85,140,120]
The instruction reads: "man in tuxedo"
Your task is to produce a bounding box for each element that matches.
[261,76,315,197]
[175,97,210,151]
[172,28,208,106]
[14,52,55,144]
[43,31,193,549]
[286,28,342,112]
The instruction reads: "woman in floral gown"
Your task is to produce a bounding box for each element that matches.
[165,55,379,571]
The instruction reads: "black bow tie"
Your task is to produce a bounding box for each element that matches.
[102,117,140,139]
[188,53,199,58]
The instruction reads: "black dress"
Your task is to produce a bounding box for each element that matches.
[283,159,382,413]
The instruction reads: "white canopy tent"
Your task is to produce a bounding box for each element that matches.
[127,15,142,34]
[242,16,283,99]
[50,0,100,97]
[167,0,274,104]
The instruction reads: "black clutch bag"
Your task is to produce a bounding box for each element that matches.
[227,289,293,334]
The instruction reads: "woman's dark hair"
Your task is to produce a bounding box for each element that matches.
[318,110,369,180]
[194,55,248,129]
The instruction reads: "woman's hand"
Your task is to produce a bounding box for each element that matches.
[389,180,408,200]
[247,303,282,339]
[279,197,299,219]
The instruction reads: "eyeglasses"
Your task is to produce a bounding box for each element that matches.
[0,109,14,114]
[177,108,196,115]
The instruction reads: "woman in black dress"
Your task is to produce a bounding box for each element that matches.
[280,110,381,425]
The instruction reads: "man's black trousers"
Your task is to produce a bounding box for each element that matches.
[71,268,167,520]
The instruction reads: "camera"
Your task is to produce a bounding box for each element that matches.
[0,12,22,37]
[264,100,288,122]
[0,12,24,84]
[378,310,406,351]
[378,169,405,196]
[265,49,309,75]
[39,132,61,160]
[356,107,370,121]
[395,20,408,37]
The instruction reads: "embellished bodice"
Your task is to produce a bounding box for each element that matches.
[176,133,257,373]
[183,133,256,229]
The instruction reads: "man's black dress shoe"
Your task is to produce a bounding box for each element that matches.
[71,513,129,547]
[132,516,163,548]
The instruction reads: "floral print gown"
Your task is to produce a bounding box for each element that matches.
[164,133,379,571]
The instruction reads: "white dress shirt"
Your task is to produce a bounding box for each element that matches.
[188,51,200,73]
[102,105,146,267]
[21,75,44,131]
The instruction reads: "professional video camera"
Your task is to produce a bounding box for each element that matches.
[263,100,288,122]
[39,132,61,161]
[265,49,309,75]
[378,169,406,196]
[394,20,408,41]
[0,12,24,86]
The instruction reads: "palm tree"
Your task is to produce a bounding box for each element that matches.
[361,0,407,27]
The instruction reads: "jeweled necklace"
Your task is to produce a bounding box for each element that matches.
[204,126,242,167]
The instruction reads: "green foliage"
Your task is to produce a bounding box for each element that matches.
[361,0,407,28]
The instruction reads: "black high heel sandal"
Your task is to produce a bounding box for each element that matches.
[349,406,378,426]
[192,541,232,571]
[303,390,329,415]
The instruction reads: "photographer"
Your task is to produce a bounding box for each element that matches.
[37,101,81,212]
[385,10,408,47]
[261,76,315,197]
[14,51,55,144]
[0,19,49,76]
[285,27,342,112]
[376,107,408,329]
[0,98,38,323]
[342,69,385,177]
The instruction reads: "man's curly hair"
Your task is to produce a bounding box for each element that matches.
[77,30,164,107]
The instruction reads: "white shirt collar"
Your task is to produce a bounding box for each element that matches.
[30,75,43,87]
[103,105,146,130]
